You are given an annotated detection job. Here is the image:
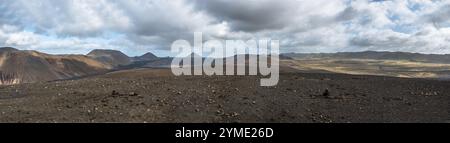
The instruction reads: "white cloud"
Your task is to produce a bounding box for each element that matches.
[5,31,40,46]
[13,0,132,36]
[0,0,449,55]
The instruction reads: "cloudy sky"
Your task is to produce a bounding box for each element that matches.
[0,0,449,56]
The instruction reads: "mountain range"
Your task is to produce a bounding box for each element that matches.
[0,47,165,85]
[281,51,450,64]
[1,47,450,85]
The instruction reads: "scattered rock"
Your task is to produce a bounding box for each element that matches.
[111,90,119,95]
[322,89,330,97]
[231,112,240,117]
[216,109,224,115]
[129,92,139,96]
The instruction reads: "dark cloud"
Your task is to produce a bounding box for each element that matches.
[192,0,297,32]
[335,7,359,21]
[423,4,450,29]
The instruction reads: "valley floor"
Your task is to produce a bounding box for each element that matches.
[0,68,448,123]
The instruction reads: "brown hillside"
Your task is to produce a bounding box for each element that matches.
[0,47,111,85]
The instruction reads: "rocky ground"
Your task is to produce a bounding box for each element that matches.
[0,68,448,123]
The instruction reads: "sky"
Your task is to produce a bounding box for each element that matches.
[0,0,450,56]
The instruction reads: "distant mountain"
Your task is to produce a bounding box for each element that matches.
[282,51,450,64]
[0,47,19,52]
[131,53,204,69]
[0,47,111,85]
[133,52,159,61]
[141,57,173,68]
[87,49,132,67]
[190,52,203,58]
